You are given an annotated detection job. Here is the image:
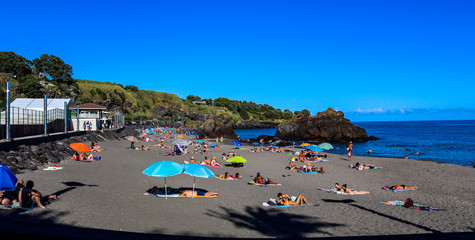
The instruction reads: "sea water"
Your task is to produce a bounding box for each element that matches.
[234,120,475,167]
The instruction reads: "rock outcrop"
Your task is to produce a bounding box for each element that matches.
[0,128,135,174]
[275,108,369,142]
[197,119,237,139]
[233,120,279,129]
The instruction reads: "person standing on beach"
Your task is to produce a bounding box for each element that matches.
[347,141,353,161]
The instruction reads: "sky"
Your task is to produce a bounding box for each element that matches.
[2,0,475,121]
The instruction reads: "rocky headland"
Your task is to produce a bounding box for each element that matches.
[197,108,375,143]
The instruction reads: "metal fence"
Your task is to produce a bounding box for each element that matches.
[1,106,126,140]
[0,107,66,125]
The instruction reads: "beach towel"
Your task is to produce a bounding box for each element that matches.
[382,186,417,192]
[248,181,282,186]
[262,198,318,207]
[380,201,444,211]
[301,171,318,175]
[43,165,63,170]
[0,202,36,210]
[317,187,369,195]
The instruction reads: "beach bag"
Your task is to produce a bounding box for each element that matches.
[403,198,414,208]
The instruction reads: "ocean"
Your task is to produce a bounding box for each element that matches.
[234,120,475,167]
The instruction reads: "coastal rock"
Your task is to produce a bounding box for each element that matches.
[197,119,237,139]
[275,108,369,142]
[233,120,279,129]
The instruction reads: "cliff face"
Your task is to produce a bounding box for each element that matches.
[275,108,369,142]
[197,119,237,139]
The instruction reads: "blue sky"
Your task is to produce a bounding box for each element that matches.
[2,0,475,121]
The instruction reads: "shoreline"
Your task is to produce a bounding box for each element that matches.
[1,129,474,239]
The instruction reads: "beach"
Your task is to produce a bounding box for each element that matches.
[1,129,474,239]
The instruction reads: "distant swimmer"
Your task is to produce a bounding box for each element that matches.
[368,148,372,155]
[404,155,408,159]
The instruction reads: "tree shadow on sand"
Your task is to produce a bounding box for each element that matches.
[50,181,98,197]
[321,199,441,234]
[206,206,344,238]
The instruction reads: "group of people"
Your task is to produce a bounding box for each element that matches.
[188,156,222,167]
[216,172,241,180]
[1,180,57,209]
[71,152,102,161]
[82,121,93,131]
[288,162,325,174]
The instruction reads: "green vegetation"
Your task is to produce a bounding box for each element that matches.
[1,51,312,125]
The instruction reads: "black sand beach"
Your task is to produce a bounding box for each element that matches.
[1,130,474,239]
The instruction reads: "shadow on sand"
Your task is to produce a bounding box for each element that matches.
[206,205,343,238]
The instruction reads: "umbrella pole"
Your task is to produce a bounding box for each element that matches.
[192,177,196,198]
[165,177,167,199]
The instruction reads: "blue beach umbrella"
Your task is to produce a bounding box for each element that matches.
[233,141,242,147]
[0,164,18,191]
[143,161,184,198]
[305,145,324,152]
[183,164,215,197]
[252,142,260,146]
[208,143,217,147]
[196,140,204,143]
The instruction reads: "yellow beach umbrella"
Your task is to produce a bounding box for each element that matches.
[177,135,184,139]
[300,143,311,147]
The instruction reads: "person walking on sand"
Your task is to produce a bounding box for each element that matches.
[346,143,353,161]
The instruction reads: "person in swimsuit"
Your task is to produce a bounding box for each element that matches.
[254,172,279,185]
[178,190,218,197]
[276,193,313,206]
[388,185,418,191]
[355,162,382,170]
[333,183,342,192]
[216,172,230,180]
[341,184,370,194]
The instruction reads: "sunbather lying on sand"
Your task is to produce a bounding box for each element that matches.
[178,190,218,197]
[341,184,370,194]
[189,157,201,164]
[216,172,241,179]
[276,193,313,206]
[387,185,418,191]
[210,157,222,167]
[353,162,382,170]
[254,172,279,185]
[289,162,298,171]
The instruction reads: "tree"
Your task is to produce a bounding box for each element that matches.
[17,75,43,98]
[301,109,311,116]
[125,85,139,92]
[0,51,33,78]
[32,54,73,85]
[283,109,294,119]
[186,95,201,101]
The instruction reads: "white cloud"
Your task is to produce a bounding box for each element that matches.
[354,108,385,114]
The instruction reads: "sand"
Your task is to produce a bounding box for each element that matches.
[1,131,474,239]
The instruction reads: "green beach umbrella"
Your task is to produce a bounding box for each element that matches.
[318,143,334,150]
[226,156,247,163]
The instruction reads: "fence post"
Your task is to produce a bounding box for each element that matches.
[77,105,80,131]
[44,94,48,136]
[64,101,68,133]
[5,82,11,140]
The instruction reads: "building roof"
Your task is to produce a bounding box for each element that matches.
[11,98,72,110]
[69,103,108,110]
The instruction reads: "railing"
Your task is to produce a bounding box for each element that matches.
[1,106,126,140]
[0,107,66,125]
